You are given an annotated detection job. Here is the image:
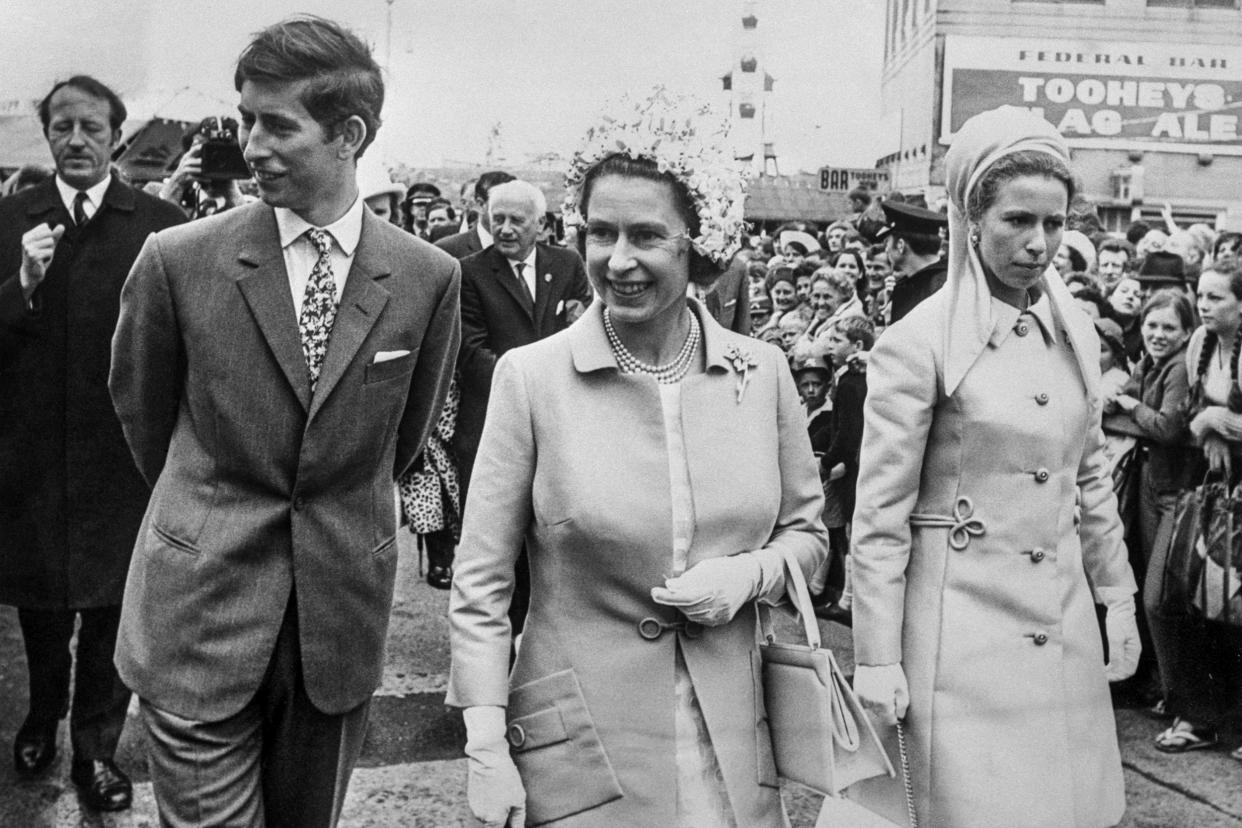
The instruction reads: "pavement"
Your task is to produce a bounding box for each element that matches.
[1,532,1239,827]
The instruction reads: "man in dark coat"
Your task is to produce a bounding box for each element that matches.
[704,255,751,334]
[434,170,515,259]
[456,179,591,630]
[0,75,186,810]
[878,200,948,325]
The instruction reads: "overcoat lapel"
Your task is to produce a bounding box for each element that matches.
[236,210,312,412]
[307,217,391,421]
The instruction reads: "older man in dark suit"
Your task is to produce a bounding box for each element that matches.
[0,74,186,811]
[109,17,459,826]
[456,179,591,629]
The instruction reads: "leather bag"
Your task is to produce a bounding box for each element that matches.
[1163,475,1242,628]
[757,551,894,797]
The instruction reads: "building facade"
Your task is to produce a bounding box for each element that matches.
[881,0,1242,230]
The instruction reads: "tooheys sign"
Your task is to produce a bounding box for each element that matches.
[942,35,1242,155]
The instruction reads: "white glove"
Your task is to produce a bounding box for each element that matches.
[853,663,909,727]
[463,706,526,828]
[651,554,763,626]
[1099,588,1141,682]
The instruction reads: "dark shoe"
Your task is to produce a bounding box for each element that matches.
[1153,719,1219,754]
[426,565,453,590]
[71,757,132,812]
[13,717,58,778]
[814,602,853,627]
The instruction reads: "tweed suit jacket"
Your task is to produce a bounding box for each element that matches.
[454,243,591,474]
[109,201,460,720]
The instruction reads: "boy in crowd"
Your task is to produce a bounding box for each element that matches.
[813,316,876,625]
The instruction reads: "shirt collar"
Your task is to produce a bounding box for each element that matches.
[476,222,493,248]
[56,174,111,215]
[507,247,537,274]
[988,289,1058,348]
[274,197,364,255]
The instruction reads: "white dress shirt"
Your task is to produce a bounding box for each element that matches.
[506,248,538,299]
[55,175,110,223]
[275,198,364,316]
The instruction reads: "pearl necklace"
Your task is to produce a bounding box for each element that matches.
[603,308,701,384]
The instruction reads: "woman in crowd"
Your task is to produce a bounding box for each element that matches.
[850,107,1139,828]
[1104,290,1197,706]
[831,248,868,304]
[762,264,800,327]
[1147,265,1242,757]
[1107,275,1146,362]
[447,91,827,827]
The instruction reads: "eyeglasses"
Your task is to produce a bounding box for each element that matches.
[583,224,691,253]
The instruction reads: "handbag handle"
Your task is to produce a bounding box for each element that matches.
[757,550,821,651]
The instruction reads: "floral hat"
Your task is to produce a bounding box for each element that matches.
[562,87,749,265]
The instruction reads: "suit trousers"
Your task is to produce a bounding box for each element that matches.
[139,594,370,828]
[17,605,130,760]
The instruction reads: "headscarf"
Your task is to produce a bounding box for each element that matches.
[942,106,1097,397]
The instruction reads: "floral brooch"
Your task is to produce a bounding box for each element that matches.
[723,344,759,403]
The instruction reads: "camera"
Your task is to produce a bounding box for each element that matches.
[173,117,250,181]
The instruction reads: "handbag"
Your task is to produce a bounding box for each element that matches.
[1161,475,1242,628]
[756,551,893,797]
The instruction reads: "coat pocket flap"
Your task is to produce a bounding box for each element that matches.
[506,706,568,752]
[507,669,623,824]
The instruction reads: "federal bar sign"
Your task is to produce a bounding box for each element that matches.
[942,36,1242,155]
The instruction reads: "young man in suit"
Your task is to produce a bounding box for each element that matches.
[456,179,592,627]
[0,74,186,812]
[109,16,459,826]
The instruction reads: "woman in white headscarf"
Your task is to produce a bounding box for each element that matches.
[849,107,1140,827]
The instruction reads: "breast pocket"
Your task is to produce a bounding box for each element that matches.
[507,669,623,825]
[364,350,417,384]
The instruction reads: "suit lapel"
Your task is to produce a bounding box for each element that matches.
[236,208,312,411]
[307,214,391,421]
[532,247,554,333]
[492,248,534,322]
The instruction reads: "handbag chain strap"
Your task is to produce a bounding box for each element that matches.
[896,721,918,828]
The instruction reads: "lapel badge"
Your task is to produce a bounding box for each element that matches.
[544,273,552,282]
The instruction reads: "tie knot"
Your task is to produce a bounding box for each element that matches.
[513,262,524,277]
[306,228,333,256]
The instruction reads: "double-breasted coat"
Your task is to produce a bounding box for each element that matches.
[851,290,1134,828]
[0,175,186,609]
[448,301,826,827]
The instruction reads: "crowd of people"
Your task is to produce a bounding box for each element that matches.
[1,11,1240,828]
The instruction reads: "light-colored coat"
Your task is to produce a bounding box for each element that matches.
[448,301,826,827]
[851,291,1133,828]
[109,202,460,721]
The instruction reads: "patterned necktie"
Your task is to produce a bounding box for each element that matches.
[299,228,339,392]
[513,261,534,313]
[72,191,89,227]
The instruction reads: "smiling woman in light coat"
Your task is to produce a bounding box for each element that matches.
[849,107,1141,828]
[446,90,826,828]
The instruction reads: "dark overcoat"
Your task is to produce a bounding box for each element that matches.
[0,175,186,609]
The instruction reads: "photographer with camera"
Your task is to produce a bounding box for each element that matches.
[159,116,249,219]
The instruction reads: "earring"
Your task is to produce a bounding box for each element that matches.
[969,229,981,247]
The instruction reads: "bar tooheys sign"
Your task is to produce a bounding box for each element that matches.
[942,36,1242,155]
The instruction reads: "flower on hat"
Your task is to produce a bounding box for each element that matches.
[563,87,749,265]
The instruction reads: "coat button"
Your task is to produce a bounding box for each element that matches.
[1015,323,1030,337]
[506,723,526,748]
[1036,392,1049,405]
[1030,548,1046,562]
[1034,469,1049,483]
[1033,632,1049,646]
[293,496,305,511]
